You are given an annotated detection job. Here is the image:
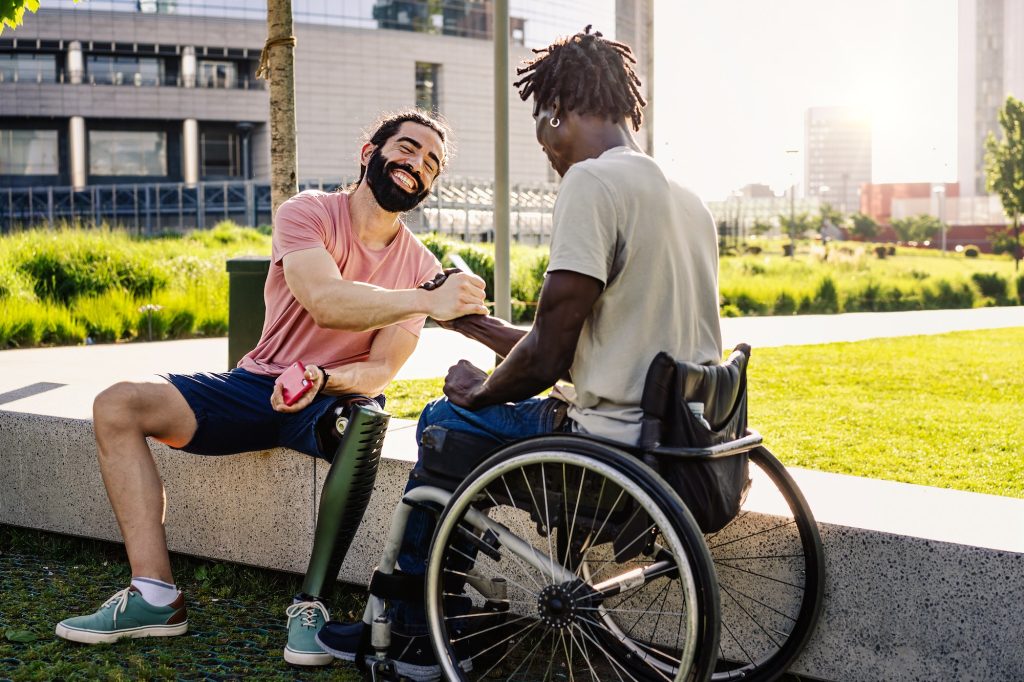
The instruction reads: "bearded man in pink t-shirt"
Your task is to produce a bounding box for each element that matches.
[56,110,488,667]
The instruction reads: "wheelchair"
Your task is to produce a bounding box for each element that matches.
[343,344,824,682]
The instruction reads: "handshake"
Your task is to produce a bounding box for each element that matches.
[419,254,488,322]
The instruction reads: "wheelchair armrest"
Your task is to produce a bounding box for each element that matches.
[648,429,763,460]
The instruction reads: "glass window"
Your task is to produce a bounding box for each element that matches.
[89,130,167,176]
[200,130,241,177]
[198,60,237,89]
[415,62,439,113]
[0,129,59,175]
[86,55,164,86]
[0,53,57,83]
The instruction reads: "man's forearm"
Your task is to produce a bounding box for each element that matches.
[467,331,565,408]
[451,315,528,357]
[323,360,396,398]
[312,281,429,333]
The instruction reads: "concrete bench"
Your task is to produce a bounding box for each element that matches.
[2,408,1022,681]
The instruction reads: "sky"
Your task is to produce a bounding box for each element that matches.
[652,0,959,201]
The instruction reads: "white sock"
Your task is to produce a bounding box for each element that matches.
[131,577,179,606]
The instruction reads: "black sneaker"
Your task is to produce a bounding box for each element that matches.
[316,620,445,681]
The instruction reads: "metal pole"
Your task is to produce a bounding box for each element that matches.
[493,0,511,322]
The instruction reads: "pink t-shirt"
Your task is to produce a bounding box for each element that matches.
[238,190,441,376]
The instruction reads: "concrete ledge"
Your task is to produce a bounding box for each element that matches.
[2,409,1022,681]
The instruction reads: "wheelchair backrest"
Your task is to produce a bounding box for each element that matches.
[640,343,752,533]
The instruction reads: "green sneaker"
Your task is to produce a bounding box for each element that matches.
[55,586,187,644]
[284,600,333,666]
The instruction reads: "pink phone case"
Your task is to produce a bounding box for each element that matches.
[277,361,312,406]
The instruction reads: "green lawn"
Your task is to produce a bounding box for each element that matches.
[387,327,1024,499]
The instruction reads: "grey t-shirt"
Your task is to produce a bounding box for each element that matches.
[548,146,723,444]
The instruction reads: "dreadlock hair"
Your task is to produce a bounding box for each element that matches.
[348,109,452,189]
[514,25,646,131]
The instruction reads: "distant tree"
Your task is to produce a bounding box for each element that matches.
[778,212,815,240]
[750,219,774,237]
[815,202,846,232]
[985,95,1024,272]
[850,213,880,241]
[2,0,40,34]
[891,214,944,243]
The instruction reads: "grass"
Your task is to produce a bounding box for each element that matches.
[0,526,364,681]
[385,328,1024,498]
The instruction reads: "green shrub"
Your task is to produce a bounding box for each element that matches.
[185,221,267,248]
[745,245,762,255]
[417,233,457,263]
[15,235,166,304]
[72,291,138,343]
[964,246,979,258]
[1017,274,1024,304]
[874,246,887,259]
[454,245,495,299]
[804,276,839,313]
[720,303,741,317]
[971,272,1008,302]
[772,291,797,315]
[923,279,974,309]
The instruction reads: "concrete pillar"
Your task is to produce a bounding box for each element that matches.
[66,40,84,85]
[69,116,86,190]
[181,46,196,88]
[182,118,200,186]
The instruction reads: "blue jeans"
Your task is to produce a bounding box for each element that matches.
[392,396,568,633]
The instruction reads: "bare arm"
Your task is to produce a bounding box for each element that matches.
[322,324,417,397]
[282,247,487,332]
[443,270,602,409]
[269,324,418,412]
[440,314,528,358]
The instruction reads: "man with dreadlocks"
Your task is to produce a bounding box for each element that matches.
[55,109,487,668]
[316,27,722,680]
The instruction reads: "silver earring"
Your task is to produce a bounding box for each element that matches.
[549,117,560,128]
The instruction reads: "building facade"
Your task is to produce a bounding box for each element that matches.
[957,0,1024,197]
[803,106,872,215]
[0,0,647,195]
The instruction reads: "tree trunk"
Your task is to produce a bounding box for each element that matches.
[265,0,298,218]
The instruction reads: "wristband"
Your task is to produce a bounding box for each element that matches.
[316,366,329,396]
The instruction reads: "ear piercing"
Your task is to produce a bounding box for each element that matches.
[549,117,560,128]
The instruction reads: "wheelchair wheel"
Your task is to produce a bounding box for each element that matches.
[708,446,824,682]
[425,435,720,682]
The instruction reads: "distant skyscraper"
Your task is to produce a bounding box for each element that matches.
[957,0,1024,196]
[804,106,872,214]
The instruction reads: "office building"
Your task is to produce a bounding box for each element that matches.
[0,0,647,194]
[957,0,1024,196]
[803,106,872,214]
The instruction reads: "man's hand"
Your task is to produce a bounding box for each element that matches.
[427,272,488,321]
[443,359,488,409]
[270,364,326,413]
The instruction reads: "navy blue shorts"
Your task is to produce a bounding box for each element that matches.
[163,368,383,460]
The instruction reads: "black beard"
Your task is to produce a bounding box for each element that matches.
[364,150,430,213]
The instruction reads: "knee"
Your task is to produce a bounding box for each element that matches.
[93,382,144,437]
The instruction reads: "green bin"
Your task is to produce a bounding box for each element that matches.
[226,256,270,369]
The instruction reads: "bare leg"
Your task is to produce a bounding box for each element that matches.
[92,380,197,584]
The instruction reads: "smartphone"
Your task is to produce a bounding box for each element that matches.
[276,361,312,406]
[447,252,475,276]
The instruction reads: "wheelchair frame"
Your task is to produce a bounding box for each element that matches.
[355,426,824,682]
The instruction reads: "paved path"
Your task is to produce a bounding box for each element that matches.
[1,307,1021,420]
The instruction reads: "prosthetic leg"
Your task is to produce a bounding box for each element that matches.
[301,396,390,600]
